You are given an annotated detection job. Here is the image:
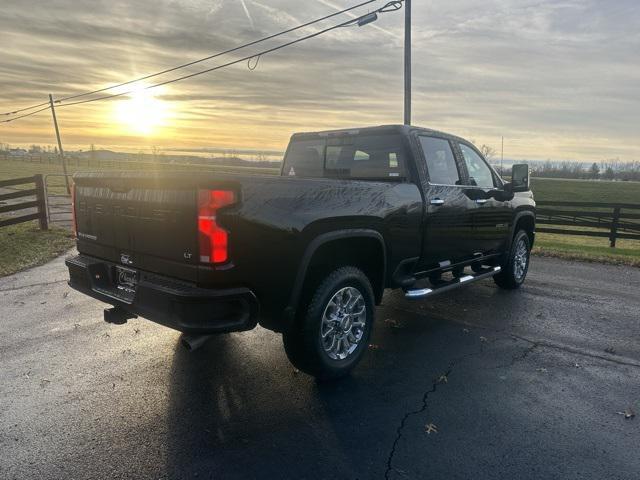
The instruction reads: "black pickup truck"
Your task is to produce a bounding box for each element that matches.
[66,125,535,379]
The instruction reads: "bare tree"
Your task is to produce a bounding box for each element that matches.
[479,144,496,160]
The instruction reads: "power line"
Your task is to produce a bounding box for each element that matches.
[57,1,403,109]
[0,0,383,117]
[0,105,51,123]
[0,101,50,117]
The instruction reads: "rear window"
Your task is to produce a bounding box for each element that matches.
[282,134,408,181]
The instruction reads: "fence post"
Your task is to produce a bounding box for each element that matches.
[34,174,49,231]
[610,206,620,248]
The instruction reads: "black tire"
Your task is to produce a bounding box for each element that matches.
[494,229,531,289]
[283,266,375,380]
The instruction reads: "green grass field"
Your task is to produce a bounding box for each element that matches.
[1,158,639,273]
[529,177,640,265]
[0,221,75,276]
[530,177,640,204]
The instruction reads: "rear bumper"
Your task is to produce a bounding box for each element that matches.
[65,254,259,334]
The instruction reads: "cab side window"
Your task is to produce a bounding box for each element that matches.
[459,144,495,188]
[419,136,460,185]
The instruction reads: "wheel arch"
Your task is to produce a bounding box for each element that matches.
[284,229,386,325]
[509,210,536,251]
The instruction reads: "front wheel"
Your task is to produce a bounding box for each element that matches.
[494,229,531,289]
[283,266,375,380]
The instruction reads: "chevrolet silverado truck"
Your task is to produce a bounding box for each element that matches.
[66,125,535,379]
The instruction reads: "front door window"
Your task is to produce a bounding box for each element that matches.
[459,144,495,188]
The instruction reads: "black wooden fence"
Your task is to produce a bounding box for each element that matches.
[536,201,640,247]
[1,174,639,247]
[0,174,48,230]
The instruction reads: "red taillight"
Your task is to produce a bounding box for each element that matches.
[198,189,235,264]
[71,181,77,238]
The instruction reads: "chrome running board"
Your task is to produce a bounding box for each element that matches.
[404,266,501,299]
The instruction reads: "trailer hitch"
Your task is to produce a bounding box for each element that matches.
[104,306,137,325]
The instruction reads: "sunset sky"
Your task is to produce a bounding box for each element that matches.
[1,0,638,162]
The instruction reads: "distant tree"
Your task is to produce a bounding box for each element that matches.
[603,166,615,180]
[479,144,496,160]
[589,162,600,179]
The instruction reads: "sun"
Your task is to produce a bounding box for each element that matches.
[113,86,170,136]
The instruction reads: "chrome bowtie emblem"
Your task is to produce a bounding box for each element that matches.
[120,253,133,265]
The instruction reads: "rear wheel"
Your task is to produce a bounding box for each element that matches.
[494,229,531,289]
[283,266,375,380]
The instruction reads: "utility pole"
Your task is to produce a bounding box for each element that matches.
[49,94,70,194]
[404,0,411,125]
[501,136,504,175]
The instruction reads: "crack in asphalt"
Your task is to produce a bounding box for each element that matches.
[0,279,67,293]
[382,328,639,479]
[385,304,640,369]
[487,342,539,370]
[508,333,640,369]
[383,345,489,480]
[383,336,547,480]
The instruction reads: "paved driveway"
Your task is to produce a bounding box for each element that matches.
[0,254,638,479]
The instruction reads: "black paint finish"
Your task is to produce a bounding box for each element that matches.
[69,125,535,333]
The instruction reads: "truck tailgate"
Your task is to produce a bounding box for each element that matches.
[74,173,203,281]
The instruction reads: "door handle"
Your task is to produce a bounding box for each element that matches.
[430,198,445,206]
[475,199,488,205]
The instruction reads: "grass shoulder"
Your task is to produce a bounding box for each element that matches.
[533,232,640,267]
[0,221,75,277]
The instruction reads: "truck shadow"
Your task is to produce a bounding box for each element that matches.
[162,282,534,478]
[162,304,469,479]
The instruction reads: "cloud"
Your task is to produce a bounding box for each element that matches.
[0,0,638,161]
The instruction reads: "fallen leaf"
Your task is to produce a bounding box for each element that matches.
[462,328,469,334]
[384,318,402,329]
[573,363,581,368]
[62,292,69,299]
[479,336,488,343]
[616,407,636,419]
[39,379,51,388]
[73,323,80,329]
[604,347,616,354]
[134,328,140,335]
[424,423,438,434]
[536,367,547,373]
[437,374,448,384]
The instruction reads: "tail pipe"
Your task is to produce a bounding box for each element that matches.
[181,334,214,352]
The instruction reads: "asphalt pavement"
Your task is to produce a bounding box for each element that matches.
[0,253,638,479]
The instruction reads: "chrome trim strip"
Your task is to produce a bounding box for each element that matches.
[405,288,433,298]
[459,275,474,282]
